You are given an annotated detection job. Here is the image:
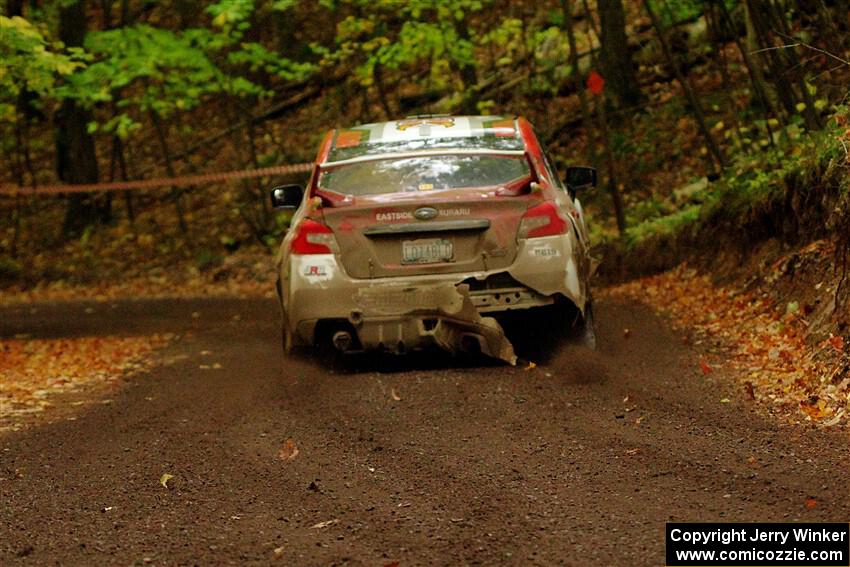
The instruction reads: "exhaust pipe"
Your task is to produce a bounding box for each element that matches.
[332,330,354,353]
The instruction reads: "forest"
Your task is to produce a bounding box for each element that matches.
[4,2,850,563]
[2,0,848,277]
[2,0,850,408]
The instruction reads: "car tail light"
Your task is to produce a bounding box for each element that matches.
[518,202,568,238]
[290,219,336,254]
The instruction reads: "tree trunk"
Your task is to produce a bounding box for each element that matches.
[705,3,757,151]
[57,0,109,236]
[150,111,189,234]
[561,0,597,167]
[373,64,394,119]
[597,0,643,108]
[597,98,627,235]
[714,0,786,140]
[744,1,801,121]
[453,16,480,115]
[6,0,24,16]
[643,0,726,172]
[761,0,823,130]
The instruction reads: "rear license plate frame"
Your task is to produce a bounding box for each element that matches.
[401,238,454,264]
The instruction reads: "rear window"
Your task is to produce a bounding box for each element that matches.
[318,154,530,196]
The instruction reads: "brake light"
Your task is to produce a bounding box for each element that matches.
[518,202,568,238]
[290,219,336,254]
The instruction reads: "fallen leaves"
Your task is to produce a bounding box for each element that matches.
[278,439,299,461]
[0,252,275,308]
[0,334,170,427]
[805,497,818,509]
[800,400,827,420]
[160,473,174,489]
[390,388,401,402]
[606,264,849,425]
[310,519,338,529]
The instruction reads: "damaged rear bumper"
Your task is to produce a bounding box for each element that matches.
[282,235,587,365]
[295,281,517,364]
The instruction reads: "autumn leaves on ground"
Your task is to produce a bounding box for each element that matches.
[0,334,170,430]
[0,251,277,431]
[3,252,848,431]
[609,262,849,427]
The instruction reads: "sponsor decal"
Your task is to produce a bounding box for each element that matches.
[303,265,327,277]
[375,208,471,222]
[439,207,470,217]
[396,117,455,131]
[531,246,560,257]
[376,211,414,222]
[481,118,517,138]
[335,129,366,148]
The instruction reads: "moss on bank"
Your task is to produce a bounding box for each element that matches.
[596,108,850,278]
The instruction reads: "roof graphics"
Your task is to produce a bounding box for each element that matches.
[325,116,525,163]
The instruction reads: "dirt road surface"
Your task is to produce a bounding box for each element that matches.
[2,298,849,565]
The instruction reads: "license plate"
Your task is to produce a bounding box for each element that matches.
[402,238,453,264]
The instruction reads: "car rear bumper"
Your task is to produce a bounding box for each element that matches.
[281,234,587,364]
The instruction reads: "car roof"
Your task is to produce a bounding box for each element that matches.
[323,115,526,164]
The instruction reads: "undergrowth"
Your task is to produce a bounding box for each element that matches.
[602,106,850,255]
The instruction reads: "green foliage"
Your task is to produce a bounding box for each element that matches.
[196,248,223,271]
[649,0,705,27]
[0,15,85,123]
[59,10,315,137]
[625,203,702,248]
[0,0,317,142]
[206,0,255,31]
[322,0,485,101]
[59,25,247,135]
[477,17,523,67]
[227,42,315,81]
[620,108,850,250]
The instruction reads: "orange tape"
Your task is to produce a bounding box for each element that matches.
[0,163,313,196]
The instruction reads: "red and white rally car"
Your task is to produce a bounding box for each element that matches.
[271,115,596,364]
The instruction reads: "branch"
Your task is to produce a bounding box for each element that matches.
[752,30,850,67]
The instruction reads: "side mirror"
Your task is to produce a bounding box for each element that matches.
[270,184,304,209]
[565,166,597,192]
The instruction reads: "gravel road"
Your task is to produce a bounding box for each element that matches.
[2,297,848,565]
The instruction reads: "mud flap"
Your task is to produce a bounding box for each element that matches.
[577,299,597,350]
[432,285,517,365]
[588,255,601,279]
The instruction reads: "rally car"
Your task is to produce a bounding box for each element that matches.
[271,115,596,364]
